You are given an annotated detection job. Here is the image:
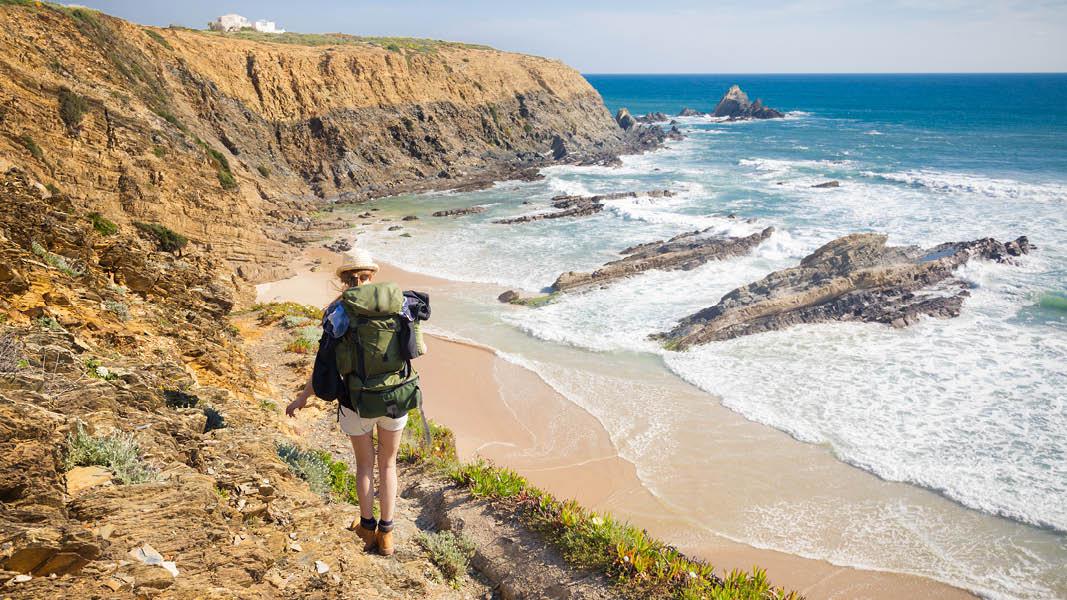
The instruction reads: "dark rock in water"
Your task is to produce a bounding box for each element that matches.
[615,108,637,130]
[552,227,775,293]
[677,108,704,117]
[325,238,353,252]
[636,112,670,123]
[432,206,486,217]
[667,125,684,140]
[712,85,784,120]
[657,233,1032,349]
[388,225,403,231]
[402,215,419,221]
[497,290,520,303]
[494,190,673,225]
[812,180,840,188]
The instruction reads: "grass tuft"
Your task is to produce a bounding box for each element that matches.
[416,530,476,587]
[17,134,43,160]
[87,212,118,235]
[102,299,130,321]
[58,86,89,134]
[63,422,157,485]
[31,240,84,277]
[251,302,322,325]
[256,164,270,177]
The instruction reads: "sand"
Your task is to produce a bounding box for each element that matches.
[256,246,975,600]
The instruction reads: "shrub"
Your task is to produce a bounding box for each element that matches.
[256,165,269,177]
[33,315,62,331]
[133,221,188,254]
[58,86,89,134]
[200,143,237,190]
[416,530,476,587]
[251,302,322,325]
[30,240,85,277]
[85,358,118,381]
[280,315,312,329]
[284,337,313,354]
[152,145,166,158]
[17,134,43,160]
[277,443,360,504]
[449,460,527,499]
[87,212,118,235]
[45,183,60,195]
[103,299,129,321]
[63,422,157,484]
[203,406,226,432]
[259,399,277,412]
[163,388,199,408]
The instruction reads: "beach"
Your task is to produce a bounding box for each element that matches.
[257,246,976,599]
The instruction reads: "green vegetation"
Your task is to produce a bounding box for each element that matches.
[45,183,60,195]
[259,399,277,412]
[280,314,312,329]
[276,442,359,504]
[284,337,314,354]
[144,28,173,50]
[194,139,238,190]
[0,0,35,6]
[63,422,157,485]
[33,315,62,331]
[102,299,130,321]
[153,109,187,132]
[203,406,226,432]
[415,530,476,587]
[57,86,89,133]
[256,164,270,177]
[398,409,456,463]
[31,240,84,277]
[196,29,490,53]
[17,134,43,160]
[85,357,118,381]
[250,302,322,325]
[87,212,118,235]
[133,221,188,254]
[152,145,166,158]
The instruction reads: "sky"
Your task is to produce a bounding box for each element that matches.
[72,1,1067,73]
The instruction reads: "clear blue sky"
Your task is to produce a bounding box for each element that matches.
[72,0,1067,73]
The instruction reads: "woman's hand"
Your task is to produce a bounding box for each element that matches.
[286,389,312,418]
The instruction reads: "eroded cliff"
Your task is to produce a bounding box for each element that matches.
[0,3,642,282]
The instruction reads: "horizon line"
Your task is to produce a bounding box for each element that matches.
[580,71,1067,76]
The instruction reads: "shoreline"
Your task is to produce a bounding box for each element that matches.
[256,246,977,600]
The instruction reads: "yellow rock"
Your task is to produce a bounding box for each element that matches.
[64,466,113,496]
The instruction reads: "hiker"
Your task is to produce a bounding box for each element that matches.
[285,248,426,557]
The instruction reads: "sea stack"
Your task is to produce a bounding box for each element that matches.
[712,85,784,120]
[615,108,637,130]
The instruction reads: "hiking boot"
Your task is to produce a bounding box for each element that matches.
[352,522,377,552]
[375,528,394,556]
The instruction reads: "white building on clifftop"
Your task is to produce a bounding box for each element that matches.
[209,14,285,33]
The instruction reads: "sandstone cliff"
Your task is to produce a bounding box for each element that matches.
[0,3,641,282]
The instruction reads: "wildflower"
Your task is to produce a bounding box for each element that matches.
[95,366,111,379]
[689,570,697,579]
[590,516,604,526]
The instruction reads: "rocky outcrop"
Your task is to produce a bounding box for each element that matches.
[494,190,672,225]
[712,85,784,120]
[812,180,840,188]
[677,108,705,117]
[615,108,637,130]
[432,206,486,217]
[552,227,775,292]
[658,233,1032,349]
[0,4,657,284]
[637,112,669,123]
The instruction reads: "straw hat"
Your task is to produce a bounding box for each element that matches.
[335,248,379,277]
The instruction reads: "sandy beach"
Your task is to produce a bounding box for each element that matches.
[256,246,975,600]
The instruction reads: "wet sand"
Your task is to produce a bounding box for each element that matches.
[256,246,975,600]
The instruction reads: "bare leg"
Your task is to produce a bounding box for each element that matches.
[376,426,404,522]
[349,433,376,520]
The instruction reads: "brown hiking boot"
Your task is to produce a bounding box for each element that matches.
[351,520,377,552]
[375,528,394,556]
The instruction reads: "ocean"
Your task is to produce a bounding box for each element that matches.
[357,74,1067,599]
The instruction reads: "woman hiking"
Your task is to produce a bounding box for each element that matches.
[284,248,414,557]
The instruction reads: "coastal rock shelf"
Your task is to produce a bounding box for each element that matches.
[552,227,776,292]
[658,233,1032,349]
[493,190,673,224]
[432,206,486,217]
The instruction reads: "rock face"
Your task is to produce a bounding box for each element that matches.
[812,180,840,188]
[712,85,784,120]
[552,227,775,292]
[677,108,705,117]
[494,190,672,225]
[615,108,637,130]
[0,4,656,283]
[658,233,1032,349]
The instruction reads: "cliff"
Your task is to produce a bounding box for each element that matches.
[0,3,645,282]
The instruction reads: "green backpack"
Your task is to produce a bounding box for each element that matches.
[335,282,422,419]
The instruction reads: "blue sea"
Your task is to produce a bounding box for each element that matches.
[358,74,1067,599]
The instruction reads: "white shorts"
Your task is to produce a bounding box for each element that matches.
[338,405,408,437]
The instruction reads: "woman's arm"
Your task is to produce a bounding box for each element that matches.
[285,376,314,417]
